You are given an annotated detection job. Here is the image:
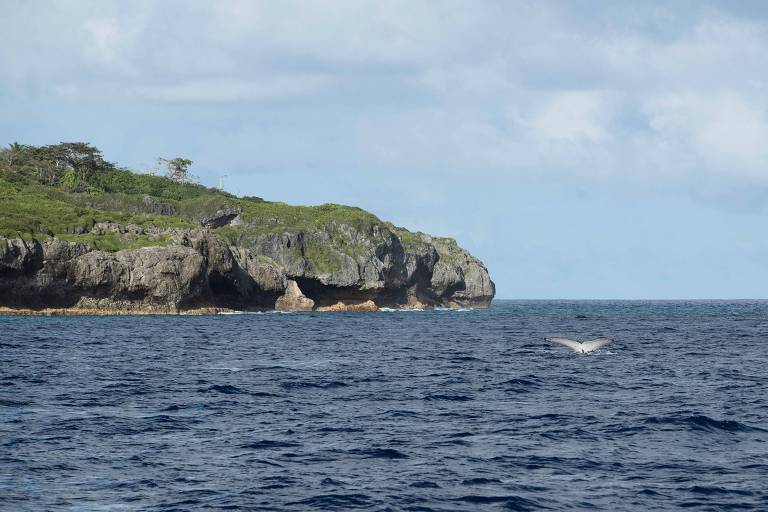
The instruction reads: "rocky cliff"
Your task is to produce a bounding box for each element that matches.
[0,142,494,313]
[0,220,494,313]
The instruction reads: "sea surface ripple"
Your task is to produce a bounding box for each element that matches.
[2,300,768,511]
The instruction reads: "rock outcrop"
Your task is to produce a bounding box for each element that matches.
[316,300,378,312]
[0,221,494,313]
[275,280,315,311]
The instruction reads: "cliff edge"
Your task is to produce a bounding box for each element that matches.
[0,143,494,313]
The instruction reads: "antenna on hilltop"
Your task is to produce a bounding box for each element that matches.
[218,174,228,191]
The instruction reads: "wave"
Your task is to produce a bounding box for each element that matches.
[240,440,302,450]
[288,494,372,508]
[281,380,348,390]
[423,393,474,402]
[378,306,475,312]
[349,447,409,459]
[198,384,246,394]
[320,477,346,486]
[218,310,296,315]
[449,355,487,363]
[643,415,766,433]
[500,377,541,392]
[410,481,441,489]
[462,477,502,485]
[685,485,755,497]
[454,494,542,510]
[219,306,476,314]
[316,427,365,433]
[0,398,32,407]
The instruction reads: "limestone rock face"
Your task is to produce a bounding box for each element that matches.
[275,280,314,311]
[0,218,495,312]
[0,238,43,276]
[0,232,285,310]
[233,249,286,295]
[245,225,408,300]
[200,208,241,229]
[67,246,206,307]
[315,300,378,312]
[428,237,495,307]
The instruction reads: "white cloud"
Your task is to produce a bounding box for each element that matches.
[82,17,120,63]
[1,0,768,187]
[133,75,331,103]
[531,91,612,142]
[645,94,768,178]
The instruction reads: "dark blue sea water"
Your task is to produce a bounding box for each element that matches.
[2,300,768,511]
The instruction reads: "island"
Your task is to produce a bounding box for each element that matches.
[0,143,494,314]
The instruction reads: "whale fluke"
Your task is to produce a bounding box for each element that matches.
[546,337,613,353]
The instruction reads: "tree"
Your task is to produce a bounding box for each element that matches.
[159,157,197,183]
[61,169,77,190]
[34,142,112,185]
[1,142,34,167]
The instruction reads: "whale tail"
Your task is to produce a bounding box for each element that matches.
[546,337,613,353]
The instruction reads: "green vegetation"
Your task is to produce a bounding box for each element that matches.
[0,142,419,266]
[390,225,431,253]
[432,236,465,264]
[57,233,173,252]
[0,174,193,242]
[233,201,383,236]
[303,239,343,274]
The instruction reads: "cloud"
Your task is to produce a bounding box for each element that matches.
[531,91,612,143]
[1,1,768,188]
[132,75,332,103]
[3,0,768,298]
[645,94,768,177]
[81,17,120,63]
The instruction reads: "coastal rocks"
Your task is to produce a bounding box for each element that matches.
[233,249,286,296]
[42,239,90,278]
[0,238,43,276]
[428,238,495,307]
[246,225,408,293]
[171,230,286,307]
[315,300,378,312]
[139,195,176,216]
[0,233,283,310]
[249,232,309,278]
[275,280,314,311]
[447,259,495,307]
[69,246,207,306]
[200,208,241,229]
[0,217,495,312]
[90,222,144,235]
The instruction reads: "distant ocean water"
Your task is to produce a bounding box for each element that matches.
[2,300,768,511]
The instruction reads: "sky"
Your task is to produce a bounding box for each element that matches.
[1,0,767,299]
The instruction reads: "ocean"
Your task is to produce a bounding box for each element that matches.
[2,300,767,511]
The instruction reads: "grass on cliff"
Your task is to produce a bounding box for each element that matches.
[57,233,173,252]
[0,176,190,246]
[233,201,383,236]
[0,142,410,262]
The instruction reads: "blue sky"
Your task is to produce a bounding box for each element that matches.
[1,0,767,298]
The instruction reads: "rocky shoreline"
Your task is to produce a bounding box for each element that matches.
[0,221,495,314]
